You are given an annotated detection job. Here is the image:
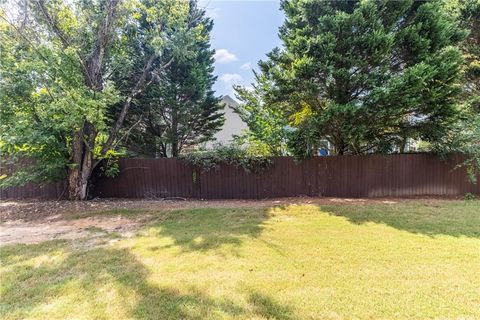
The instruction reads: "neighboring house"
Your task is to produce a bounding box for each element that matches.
[206,95,248,147]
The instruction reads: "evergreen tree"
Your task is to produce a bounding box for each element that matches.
[254,0,468,156]
[125,1,223,157]
[459,0,480,112]
[432,0,480,181]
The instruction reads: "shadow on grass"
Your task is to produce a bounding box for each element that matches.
[0,240,297,320]
[317,201,480,238]
[148,207,270,252]
[64,207,270,253]
[248,291,297,320]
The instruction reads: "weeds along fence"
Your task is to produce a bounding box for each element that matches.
[3,153,476,200]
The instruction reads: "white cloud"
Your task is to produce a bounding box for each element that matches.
[220,73,243,85]
[214,49,238,64]
[240,62,252,70]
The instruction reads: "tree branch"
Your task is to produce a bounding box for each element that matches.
[34,0,71,47]
[84,0,120,90]
[99,54,156,155]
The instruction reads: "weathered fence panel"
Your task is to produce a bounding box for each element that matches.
[0,180,66,200]
[2,154,479,200]
[0,159,66,200]
[91,154,479,199]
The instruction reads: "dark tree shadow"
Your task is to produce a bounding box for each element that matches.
[248,291,298,320]
[0,239,296,319]
[148,208,270,252]
[315,201,480,238]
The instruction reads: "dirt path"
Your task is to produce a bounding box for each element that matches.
[0,197,455,246]
[0,216,141,245]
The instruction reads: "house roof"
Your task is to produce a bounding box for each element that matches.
[221,95,239,108]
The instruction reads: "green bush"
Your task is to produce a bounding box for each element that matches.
[180,144,272,173]
[464,192,477,200]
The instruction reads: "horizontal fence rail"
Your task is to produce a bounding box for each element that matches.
[1,154,479,200]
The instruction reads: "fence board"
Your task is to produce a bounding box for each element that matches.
[0,158,66,200]
[1,154,478,200]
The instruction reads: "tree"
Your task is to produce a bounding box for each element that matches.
[0,0,193,199]
[233,72,289,156]
[459,0,480,113]
[124,1,223,158]
[431,0,480,181]
[253,0,467,156]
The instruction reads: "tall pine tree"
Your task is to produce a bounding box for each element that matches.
[250,0,467,156]
[432,0,480,180]
[125,0,223,157]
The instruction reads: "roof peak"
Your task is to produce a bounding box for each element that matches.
[222,95,239,106]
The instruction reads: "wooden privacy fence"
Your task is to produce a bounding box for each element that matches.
[0,180,66,200]
[1,154,478,200]
[93,153,479,199]
[0,158,66,200]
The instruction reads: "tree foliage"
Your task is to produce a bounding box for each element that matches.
[124,1,223,158]
[233,72,289,156]
[237,0,468,157]
[0,0,197,199]
[459,0,480,112]
[431,0,480,181]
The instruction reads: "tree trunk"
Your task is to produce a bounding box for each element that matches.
[67,53,157,200]
[171,107,179,157]
[334,139,345,155]
[399,138,407,153]
[68,129,83,200]
[68,152,94,200]
[37,0,120,200]
[67,122,96,200]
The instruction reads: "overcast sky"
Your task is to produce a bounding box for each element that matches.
[199,0,284,98]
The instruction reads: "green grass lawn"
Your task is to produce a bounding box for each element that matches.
[1,201,479,319]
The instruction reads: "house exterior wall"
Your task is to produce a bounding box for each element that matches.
[207,95,248,147]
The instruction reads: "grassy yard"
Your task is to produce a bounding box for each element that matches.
[1,201,479,319]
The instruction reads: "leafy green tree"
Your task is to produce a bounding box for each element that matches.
[257,0,467,156]
[124,1,223,158]
[233,72,289,156]
[0,0,192,199]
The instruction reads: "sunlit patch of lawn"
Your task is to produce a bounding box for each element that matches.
[1,201,479,319]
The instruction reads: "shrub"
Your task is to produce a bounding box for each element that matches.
[464,192,477,200]
[180,144,272,173]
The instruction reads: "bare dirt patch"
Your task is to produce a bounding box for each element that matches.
[0,216,140,245]
[0,197,458,246]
